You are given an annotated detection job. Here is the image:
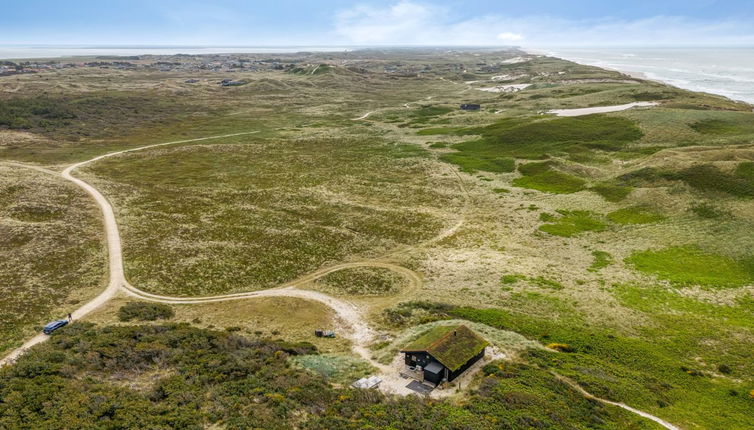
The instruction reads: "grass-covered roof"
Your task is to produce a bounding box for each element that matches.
[401,325,488,371]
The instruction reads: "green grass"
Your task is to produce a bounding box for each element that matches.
[589,251,613,272]
[499,274,563,290]
[455,115,642,158]
[435,115,643,174]
[690,118,754,135]
[513,162,587,194]
[440,153,515,173]
[735,161,754,180]
[539,210,607,237]
[625,246,754,288]
[590,183,633,202]
[607,207,665,225]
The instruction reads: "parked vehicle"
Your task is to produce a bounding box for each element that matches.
[42,319,68,335]
[314,329,336,338]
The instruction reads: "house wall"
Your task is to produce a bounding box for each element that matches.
[404,351,433,368]
[448,347,485,382]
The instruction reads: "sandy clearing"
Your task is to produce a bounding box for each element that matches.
[352,111,374,120]
[477,84,532,93]
[548,102,658,117]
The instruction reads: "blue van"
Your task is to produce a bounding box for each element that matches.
[43,319,68,335]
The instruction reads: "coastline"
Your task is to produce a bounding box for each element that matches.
[526,47,754,105]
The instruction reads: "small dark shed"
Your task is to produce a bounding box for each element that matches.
[400,324,488,385]
[460,104,481,111]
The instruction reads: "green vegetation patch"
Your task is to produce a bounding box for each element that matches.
[590,183,633,202]
[500,274,563,290]
[440,152,515,173]
[403,105,453,126]
[539,210,607,237]
[626,246,754,288]
[690,203,729,219]
[589,251,613,272]
[117,302,175,322]
[690,118,754,135]
[607,206,665,225]
[314,267,408,296]
[513,162,586,194]
[455,115,642,158]
[667,164,754,197]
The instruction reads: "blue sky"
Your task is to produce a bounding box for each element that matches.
[2,1,754,46]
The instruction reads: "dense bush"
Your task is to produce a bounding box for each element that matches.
[117,302,175,321]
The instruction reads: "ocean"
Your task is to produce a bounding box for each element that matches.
[545,47,754,104]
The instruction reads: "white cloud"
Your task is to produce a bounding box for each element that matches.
[497,32,524,42]
[333,1,754,47]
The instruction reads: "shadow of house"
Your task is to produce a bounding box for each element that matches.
[400,324,488,385]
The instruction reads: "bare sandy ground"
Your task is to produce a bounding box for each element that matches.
[549,102,659,117]
[477,83,532,93]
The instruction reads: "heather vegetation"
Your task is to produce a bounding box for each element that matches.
[0,166,103,356]
[314,267,409,296]
[82,138,458,295]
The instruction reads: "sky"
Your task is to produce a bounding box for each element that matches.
[2,0,754,47]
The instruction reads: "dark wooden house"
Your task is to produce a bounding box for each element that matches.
[460,103,481,111]
[400,325,488,385]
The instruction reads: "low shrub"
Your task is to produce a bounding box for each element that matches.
[590,183,633,202]
[690,203,728,219]
[117,302,175,322]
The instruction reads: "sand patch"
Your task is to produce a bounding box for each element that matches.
[549,102,658,117]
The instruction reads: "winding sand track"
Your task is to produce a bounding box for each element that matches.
[0,130,680,429]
